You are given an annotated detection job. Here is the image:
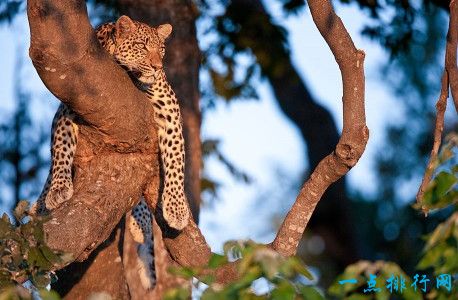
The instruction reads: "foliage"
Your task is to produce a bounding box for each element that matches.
[0,201,71,300]
[164,240,323,300]
[329,136,458,299]
[418,134,458,211]
[416,133,458,300]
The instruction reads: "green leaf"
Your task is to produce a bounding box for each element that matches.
[163,287,191,300]
[28,247,52,269]
[32,271,51,289]
[346,295,371,300]
[417,244,445,269]
[0,273,14,290]
[288,257,313,280]
[0,286,32,300]
[226,266,262,293]
[253,248,281,280]
[39,246,61,266]
[58,252,74,266]
[435,171,457,197]
[271,281,295,300]
[424,215,455,250]
[208,253,228,269]
[237,250,254,276]
[223,241,243,259]
[38,289,61,300]
[297,286,325,300]
[201,288,226,300]
[167,266,196,279]
[20,223,34,240]
[0,215,13,238]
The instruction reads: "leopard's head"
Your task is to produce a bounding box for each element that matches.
[113,15,172,85]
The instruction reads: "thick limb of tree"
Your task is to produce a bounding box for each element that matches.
[27,0,367,295]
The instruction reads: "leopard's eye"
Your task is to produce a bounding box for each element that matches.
[133,41,146,49]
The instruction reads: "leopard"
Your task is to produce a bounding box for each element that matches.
[33,15,191,289]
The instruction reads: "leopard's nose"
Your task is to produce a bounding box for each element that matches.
[149,51,163,68]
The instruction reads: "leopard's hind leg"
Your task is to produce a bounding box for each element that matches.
[34,104,77,213]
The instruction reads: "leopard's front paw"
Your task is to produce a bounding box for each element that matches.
[45,183,74,210]
[163,195,189,230]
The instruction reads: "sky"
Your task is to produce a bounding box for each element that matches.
[0,1,448,252]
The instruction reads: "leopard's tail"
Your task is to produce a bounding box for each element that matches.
[137,239,156,290]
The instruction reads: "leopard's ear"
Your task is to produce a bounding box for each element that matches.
[157,24,172,41]
[115,15,136,40]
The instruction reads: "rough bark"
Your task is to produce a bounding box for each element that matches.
[53,222,130,299]
[446,0,458,113]
[27,0,367,296]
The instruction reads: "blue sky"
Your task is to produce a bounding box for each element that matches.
[0,1,444,251]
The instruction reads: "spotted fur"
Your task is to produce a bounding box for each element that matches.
[33,15,191,289]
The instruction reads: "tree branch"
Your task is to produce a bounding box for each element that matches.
[271,0,368,256]
[229,0,359,267]
[417,0,457,207]
[28,0,156,147]
[53,222,130,299]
